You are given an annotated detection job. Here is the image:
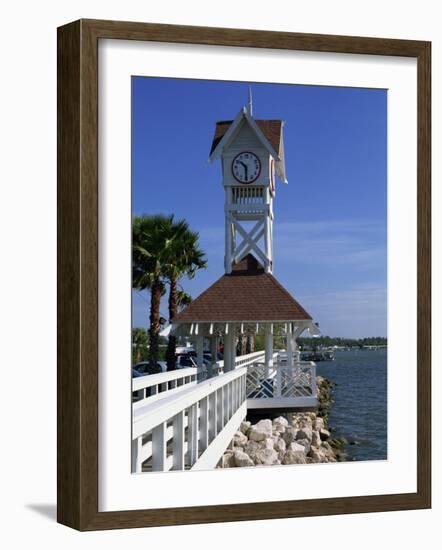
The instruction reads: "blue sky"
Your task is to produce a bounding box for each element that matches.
[132,77,387,338]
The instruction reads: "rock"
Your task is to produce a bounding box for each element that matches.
[253,448,280,466]
[282,427,297,446]
[232,430,248,448]
[308,444,337,463]
[244,440,261,461]
[272,437,286,453]
[248,419,273,441]
[295,438,311,454]
[296,427,313,442]
[233,450,254,467]
[272,437,286,460]
[272,416,289,433]
[221,452,235,468]
[308,447,327,463]
[313,417,325,431]
[319,428,331,441]
[311,430,322,447]
[282,449,307,465]
[258,437,275,450]
[239,421,251,435]
[289,441,306,453]
[294,415,313,429]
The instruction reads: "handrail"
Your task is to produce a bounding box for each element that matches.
[133,367,247,439]
[132,367,248,472]
[213,350,274,375]
[132,367,198,391]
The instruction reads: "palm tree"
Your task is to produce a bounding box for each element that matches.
[164,221,206,370]
[176,289,192,312]
[133,215,206,368]
[132,327,149,364]
[132,214,173,366]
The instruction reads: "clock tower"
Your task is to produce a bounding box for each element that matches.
[209,103,287,274]
[173,98,318,377]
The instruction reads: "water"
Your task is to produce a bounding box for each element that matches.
[317,349,387,461]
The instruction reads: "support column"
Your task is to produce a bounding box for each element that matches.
[264,198,271,273]
[224,326,233,372]
[225,187,233,274]
[292,334,300,363]
[264,324,273,378]
[209,335,218,378]
[230,325,237,371]
[286,323,294,367]
[195,334,204,375]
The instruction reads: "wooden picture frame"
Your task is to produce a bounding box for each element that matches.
[57,19,431,531]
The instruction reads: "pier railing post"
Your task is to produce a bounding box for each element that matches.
[173,411,185,470]
[152,422,167,471]
[131,436,142,473]
[276,364,282,397]
[311,363,317,397]
[264,325,273,379]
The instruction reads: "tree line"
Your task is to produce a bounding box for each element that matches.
[296,336,387,349]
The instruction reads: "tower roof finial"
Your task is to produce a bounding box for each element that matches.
[248,85,253,117]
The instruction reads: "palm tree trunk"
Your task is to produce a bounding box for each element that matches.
[166,277,178,371]
[246,334,255,354]
[237,334,247,356]
[148,278,162,366]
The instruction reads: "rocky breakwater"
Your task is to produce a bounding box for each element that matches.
[219,376,344,468]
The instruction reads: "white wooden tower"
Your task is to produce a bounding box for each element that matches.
[209,99,287,274]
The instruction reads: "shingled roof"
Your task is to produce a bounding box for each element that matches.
[209,120,283,157]
[173,254,312,323]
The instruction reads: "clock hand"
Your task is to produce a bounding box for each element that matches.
[239,161,248,181]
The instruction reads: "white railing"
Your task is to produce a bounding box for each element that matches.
[276,350,301,364]
[132,367,202,410]
[132,367,247,473]
[246,361,317,401]
[212,350,272,376]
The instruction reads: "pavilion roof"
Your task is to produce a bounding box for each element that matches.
[172,254,312,323]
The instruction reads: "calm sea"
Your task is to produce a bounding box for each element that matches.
[317,349,387,461]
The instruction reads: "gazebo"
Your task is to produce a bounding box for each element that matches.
[172,253,318,378]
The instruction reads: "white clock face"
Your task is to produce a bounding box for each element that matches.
[231,152,261,184]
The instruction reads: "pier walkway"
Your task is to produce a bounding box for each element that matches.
[132,351,317,473]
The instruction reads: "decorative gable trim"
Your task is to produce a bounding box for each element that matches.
[209,107,281,163]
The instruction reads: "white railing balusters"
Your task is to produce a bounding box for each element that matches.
[187,404,199,466]
[245,360,317,406]
[276,367,282,397]
[132,436,143,473]
[172,411,185,470]
[311,371,317,398]
[132,351,318,473]
[200,396,209,452]
[209,391,217,440]
[132,368,248,473]
[152,422,167,471]
[132,367,198,409]
[223,385,228,424]
[216,387,223,435]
